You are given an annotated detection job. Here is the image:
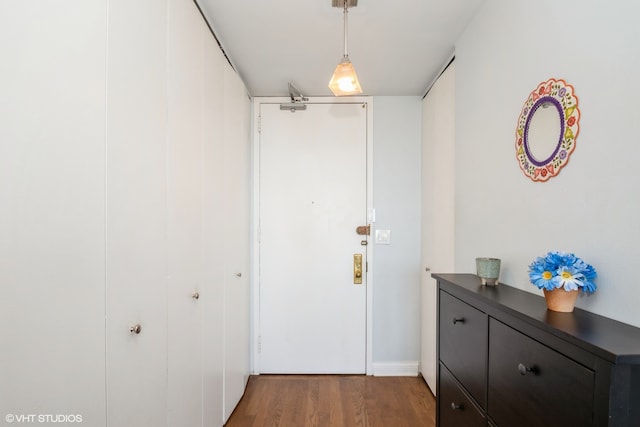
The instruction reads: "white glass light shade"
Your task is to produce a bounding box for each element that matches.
[328,57,362,96]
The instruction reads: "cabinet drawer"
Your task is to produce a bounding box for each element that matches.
[439,364,486,427]
[488,319,594,427]
[439,291,487,407]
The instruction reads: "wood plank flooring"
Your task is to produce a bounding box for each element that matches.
[225,375,436,427]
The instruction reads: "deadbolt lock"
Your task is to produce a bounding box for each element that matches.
[353,253,363,284]
[356,225,371,236]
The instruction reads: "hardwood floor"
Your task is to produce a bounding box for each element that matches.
[225,375,436,427]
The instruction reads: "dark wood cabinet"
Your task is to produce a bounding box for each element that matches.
[439,291,487,407]
[434,273,640,427]
[439,365,485,427]
[488,318,594,427]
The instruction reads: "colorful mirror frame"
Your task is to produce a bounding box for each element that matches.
[515,78,580,182]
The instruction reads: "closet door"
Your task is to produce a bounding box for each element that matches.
[105,1,168,426]
[421,62,455,394]
[0,2,107,426]
[166,0,204,425]
[202,29,226,427]
[222,64,252,422]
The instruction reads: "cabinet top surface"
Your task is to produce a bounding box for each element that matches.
[433,273,640,364]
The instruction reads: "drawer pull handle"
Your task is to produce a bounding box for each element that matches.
[518,363,537,375]
[452,317,465,324]
[450,402,464,410]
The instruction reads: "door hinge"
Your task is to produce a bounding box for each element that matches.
[258,335,262,353]
[257,115,261,133]
[366,261,368,273]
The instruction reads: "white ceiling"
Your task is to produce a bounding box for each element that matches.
[195,0,485,98]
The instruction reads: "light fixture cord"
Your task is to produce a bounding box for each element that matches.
[343,0,349,58]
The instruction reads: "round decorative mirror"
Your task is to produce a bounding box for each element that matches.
[515,78,580,182]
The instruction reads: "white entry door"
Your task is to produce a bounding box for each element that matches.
[258,101,368,374]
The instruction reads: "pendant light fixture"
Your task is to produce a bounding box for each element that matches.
[328,0,362,96]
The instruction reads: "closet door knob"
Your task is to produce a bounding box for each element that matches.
[235,272,242,278]
[192,292,200,300]
[130,324,142,335]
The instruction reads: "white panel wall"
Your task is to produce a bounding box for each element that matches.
[0,2,107,425]
[202,23,227,427]
[166,0,205,425]
[455,0,640,327]
[1,1,251,426]
[222,65,252,421]
[106,0,168,425]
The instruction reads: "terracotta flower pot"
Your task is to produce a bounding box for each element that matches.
[543,288,579,312]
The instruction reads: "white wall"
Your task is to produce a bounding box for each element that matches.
[0,2,107,423]
[372,97,423,372]
[455,0,640,326]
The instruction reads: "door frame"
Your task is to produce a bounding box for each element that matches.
[251,96,374,375]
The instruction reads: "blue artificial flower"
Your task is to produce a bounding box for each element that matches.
[546,251,565,270]
[554,265,585,291]
[528,251,597,293]
[528,258,556,291]
[574,258,597,280]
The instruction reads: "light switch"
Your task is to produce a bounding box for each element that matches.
[375,229,391,245]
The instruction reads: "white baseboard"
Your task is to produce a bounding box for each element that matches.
[372,361,420,377]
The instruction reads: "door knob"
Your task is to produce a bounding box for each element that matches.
[130,324,141,335]
[235,272,242,278]
[192,292,200,300]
